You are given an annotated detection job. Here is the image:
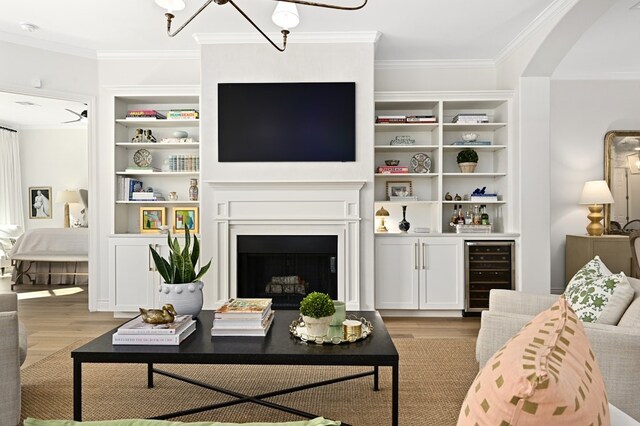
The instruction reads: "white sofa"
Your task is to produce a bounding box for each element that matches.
[0,293,27,426]
[476,283,640,422]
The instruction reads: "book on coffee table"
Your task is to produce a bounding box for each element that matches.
[116,314,193,335]
[214,298,272,319]
[112,320,196,345]
[211,311,275,337]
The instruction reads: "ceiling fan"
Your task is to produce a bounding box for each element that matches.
[62,108,87,124]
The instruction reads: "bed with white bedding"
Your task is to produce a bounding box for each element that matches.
[10,228,88,287]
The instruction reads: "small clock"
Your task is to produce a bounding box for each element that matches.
[133,149,152,167]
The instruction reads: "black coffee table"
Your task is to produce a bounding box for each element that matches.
[71,310,399,425]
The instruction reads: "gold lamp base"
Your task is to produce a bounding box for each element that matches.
[376,217,388,233]
[585,204,604,236]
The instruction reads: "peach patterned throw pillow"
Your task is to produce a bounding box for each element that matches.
[458,296,610,425]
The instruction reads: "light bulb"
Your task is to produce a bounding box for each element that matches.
[272,1,300,30]
[155,0,186,12]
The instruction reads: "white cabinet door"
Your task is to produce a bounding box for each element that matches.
[420,238,463,309]
[375,237,420,309]
[109,238,158,312]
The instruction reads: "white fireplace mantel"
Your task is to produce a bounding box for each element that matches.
[208,180,365,310]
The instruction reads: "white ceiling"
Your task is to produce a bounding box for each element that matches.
[0,0,638,127]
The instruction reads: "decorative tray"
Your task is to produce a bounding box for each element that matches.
[289,315,373,345]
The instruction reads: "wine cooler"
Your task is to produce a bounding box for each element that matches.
[464,241,515,313]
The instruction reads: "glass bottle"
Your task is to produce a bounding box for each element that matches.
[457,205,465,225]
[481,205,490,225]
[450,204,458,225]
[189,178,199,201]
[473,205,481,224]
[465,208,473,224]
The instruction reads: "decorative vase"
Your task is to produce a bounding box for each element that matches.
[458,162,477,173]
[399,205,411,233]
[189,179,199,201]
[302,315,333,338]
[158,281,204,318]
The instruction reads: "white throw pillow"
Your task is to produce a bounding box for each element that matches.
[564,256,634,324]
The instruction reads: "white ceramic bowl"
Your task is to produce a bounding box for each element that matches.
[461,132,478,141]
[172,130,188,138]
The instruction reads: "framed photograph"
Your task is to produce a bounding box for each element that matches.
[139,207,166,233]
[29,186,52,219]
[385,181,413,200]
[172,207,199,234]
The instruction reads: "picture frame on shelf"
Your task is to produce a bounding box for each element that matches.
[172,207,199,234]
[139,207,166,233]
[29,186,52,219]
[385,181,413,200]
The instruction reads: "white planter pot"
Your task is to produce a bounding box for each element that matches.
[301,314,333,338]
[458,162,477,173]
[158,281,204,318]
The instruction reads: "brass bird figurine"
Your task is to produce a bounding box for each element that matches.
[139,304,177,324]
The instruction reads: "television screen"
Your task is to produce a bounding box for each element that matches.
[218,82,356,162]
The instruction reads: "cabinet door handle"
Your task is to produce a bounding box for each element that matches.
[148,244,153,271]
[414,243,419,270]
[423,243,427,270]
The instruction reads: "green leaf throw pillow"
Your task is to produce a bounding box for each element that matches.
[564,256,634,324]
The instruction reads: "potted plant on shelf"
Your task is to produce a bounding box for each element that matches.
[457,148,478,173]
[149,227,212,318]
[299,292,336,338]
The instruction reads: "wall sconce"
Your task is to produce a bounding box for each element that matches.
[375,206,390,233]
[579,180,614,236]
[56,190,80,228]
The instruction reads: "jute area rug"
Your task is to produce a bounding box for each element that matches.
[20,338,478,426]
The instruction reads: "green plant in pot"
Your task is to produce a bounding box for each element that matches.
[150,227,212,318]
[457,148,478,173]
[299,292,336,338]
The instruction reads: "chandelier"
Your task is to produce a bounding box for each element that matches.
[155,0,367,52]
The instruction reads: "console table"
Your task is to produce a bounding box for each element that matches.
[565,234,631,284]
[71,310,399,425]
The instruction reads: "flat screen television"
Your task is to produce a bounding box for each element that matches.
[218,82,356,162]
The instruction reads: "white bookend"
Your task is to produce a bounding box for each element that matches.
[113,321,196,345]
[117,314,193,335]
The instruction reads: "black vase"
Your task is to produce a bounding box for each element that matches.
[399,205,411,232]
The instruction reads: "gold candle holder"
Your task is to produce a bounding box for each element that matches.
[342,319,362,341]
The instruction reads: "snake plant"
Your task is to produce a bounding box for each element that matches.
[149,227,212,284]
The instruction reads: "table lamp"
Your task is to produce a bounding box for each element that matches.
[579,180,614,236]
[376,206,390,233]
[56,190,80,228]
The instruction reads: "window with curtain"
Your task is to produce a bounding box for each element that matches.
[0,128,25,228]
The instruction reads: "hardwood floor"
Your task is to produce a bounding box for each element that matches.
[0,272,480,368]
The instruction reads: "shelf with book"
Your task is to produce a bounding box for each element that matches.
[374,173,438,178]
[374,92,513,236]
[113,94,200,236]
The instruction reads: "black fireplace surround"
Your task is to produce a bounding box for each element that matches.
[237,235,338,309]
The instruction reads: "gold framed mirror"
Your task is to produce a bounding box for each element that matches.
[604,130,640,234]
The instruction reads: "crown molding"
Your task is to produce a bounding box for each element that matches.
[193,31,381,45]
[0,30,95,59]
[494,0,579,66]
[96,50,200,60]
[375,59,495,70]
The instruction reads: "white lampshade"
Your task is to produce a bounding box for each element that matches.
[579,180,614,205]
[56,190,80,204]
[155,0,186,12]
[272,1,300,30]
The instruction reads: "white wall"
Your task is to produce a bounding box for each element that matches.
[19,128,88,229]
[549,79,640,292]
[375,65,495,92]
[199,41,375,310]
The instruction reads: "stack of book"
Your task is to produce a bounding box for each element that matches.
[211,298,274,336]
[167,109,199,120]
[117,177,143,201]
[377,165,409,174]
[470,194,498,202]
[124,166,161,173]
[168,154,200,172]
[131,191,165,202]
[451,140,492,146]
[407,115,437,123]
[126,110,166,120]
[452,113,489,124]
[112,314,196,345]
[376,115,406,124]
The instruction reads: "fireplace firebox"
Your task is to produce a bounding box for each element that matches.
[237,235,338,309]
